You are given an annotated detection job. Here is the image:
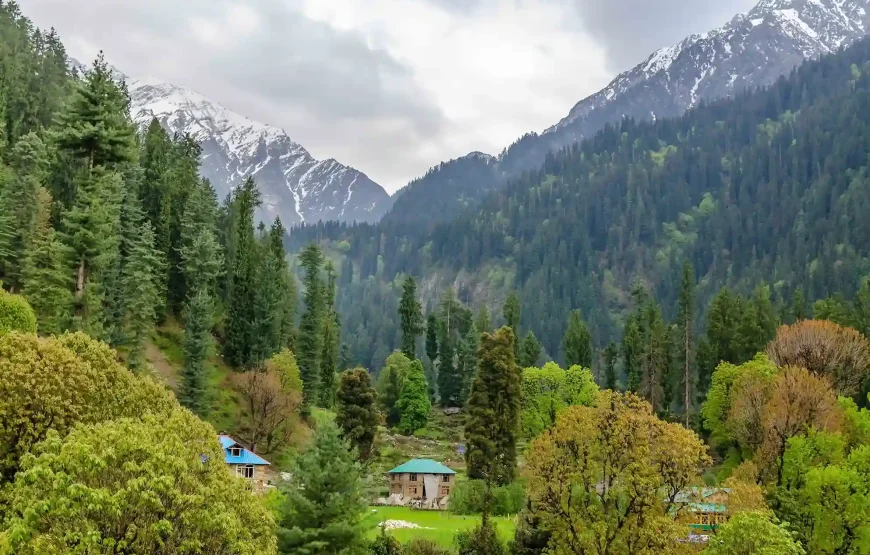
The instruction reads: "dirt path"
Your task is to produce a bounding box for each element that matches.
[145,341,179,392]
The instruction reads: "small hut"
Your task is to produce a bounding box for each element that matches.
[387,459,456,509]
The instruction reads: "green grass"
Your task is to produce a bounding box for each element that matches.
[365,506,516,547]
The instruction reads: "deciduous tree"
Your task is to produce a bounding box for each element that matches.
[397,359,431,435]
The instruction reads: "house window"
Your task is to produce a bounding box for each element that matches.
[440,486,449,496]
[441,475,450,482]
[410,487,418,495]
[230,447,241,457]
[409,473,417,481]
[236,465,255,479]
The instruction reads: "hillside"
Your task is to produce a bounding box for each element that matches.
[290,36,870,368]
[383,0,870,229]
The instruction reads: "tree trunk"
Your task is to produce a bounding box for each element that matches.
[76,258,86,299]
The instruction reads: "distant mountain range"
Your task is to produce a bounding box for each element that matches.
[384,0,870,227]
[122,76,392,225]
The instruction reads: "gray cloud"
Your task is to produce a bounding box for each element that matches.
[566,0,758,72]
[19,0,448,191]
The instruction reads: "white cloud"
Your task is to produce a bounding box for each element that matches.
[19,0,755,193]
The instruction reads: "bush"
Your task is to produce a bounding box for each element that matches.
[370,528,404,555]
[0,289,36,334]
[406,539,451,555]
[450,479,526,516]
[456,518,507,555]
[2,410,276,555]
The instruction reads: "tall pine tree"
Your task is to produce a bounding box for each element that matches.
[562,310,593,369]
[298,243,325,407]
[181,289,212,416]
[398,276,424,359]
[223,177,261,368]
[676,262,695,425]
[465,327,522,486]
[319,261,340,407]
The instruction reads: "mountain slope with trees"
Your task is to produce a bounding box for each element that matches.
[289,34,870,381]
[381,0,870,229]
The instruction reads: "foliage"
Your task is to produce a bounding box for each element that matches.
[519,362,598,438]
[336,368,380,460]
[525,391,711,555]
[0,332,175,486]
[562,310,593,369]
[701,354,778,451]
[0,289,36,335]
[702,512,804,555]
[1,410,276,555]
[449,480,526,516]
[399,276,424,359]
[233,361,303,456]
[405,539,451,555]
[766,319,870,397]
[465,327,522,485]
[320,261,341,407]
[397,359,431,435]
[277,419,367,555]
[180,289,213,415]
[518,331,541,368]
[370,529,404,555]
[297,243,326,407]
[377,352,413,428]
[455,517,506,555]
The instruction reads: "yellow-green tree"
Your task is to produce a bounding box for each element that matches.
[0,332,175,486]
[1,410,276,555]
[0,289,36,335]
[703,512,804,555]
[525,391,711,555]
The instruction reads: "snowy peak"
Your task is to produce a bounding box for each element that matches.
[547,0,870,136]
[124,75,391,225]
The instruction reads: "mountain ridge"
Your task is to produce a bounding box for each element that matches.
[383,0,870,228]
[85,66,394,225]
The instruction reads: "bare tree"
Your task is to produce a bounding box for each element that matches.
[234,367,302,454]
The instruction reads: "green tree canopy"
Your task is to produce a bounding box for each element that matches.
[703,511,804,555]
[335,368,380,460]
[397,359,431,435]
[277,419,367,555]
[2,410,276,555]
[376,351,413,428]
[0,289,36,335]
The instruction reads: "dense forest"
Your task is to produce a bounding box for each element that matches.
[289,36,870,382]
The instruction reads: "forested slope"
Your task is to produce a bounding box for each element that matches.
[290,37,870,368]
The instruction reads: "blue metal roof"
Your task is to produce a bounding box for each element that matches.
[388,459,455,475]
[219,435,270,466]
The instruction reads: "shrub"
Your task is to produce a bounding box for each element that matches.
[406,539,451,555]
[0,289,36,334]
[450,479,526,516]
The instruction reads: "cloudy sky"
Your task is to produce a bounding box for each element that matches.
[21,0,756,193]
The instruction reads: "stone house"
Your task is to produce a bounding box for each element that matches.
[219,435,270,486]
[388,459,456,506]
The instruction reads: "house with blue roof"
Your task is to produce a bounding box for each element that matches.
[219,435,270,482]
[387,459,455,508]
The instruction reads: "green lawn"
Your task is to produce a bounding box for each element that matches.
[365,506,516,548]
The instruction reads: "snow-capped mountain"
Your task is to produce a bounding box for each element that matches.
[547,0,870,141]
[385,0,870,226]
[126,77,392,225]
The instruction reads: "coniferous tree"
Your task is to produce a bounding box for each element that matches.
[181,289,212,416]
[319,262,340,407]
[277,420,367,554]
[562,310,593,368]
[397,359,431,435]
[425,313,439,398]
[676,262,695,425]
[20,187,71,334]
[475,305,491,333]
[250,255,283,367]
[437,318,460,407]
[790,289,807,323]
[222,177,260,368]
[398,276,424,359]
[457,321,480,404]
[297,243,325,407]
[603,342,619,390]
[641,302,668,414]
[519,331,542,368]
[465,327,522,485]
[376,351,413,428]
[698,288,742,396]
[117,203,162,368]
[623,317,643,393]
[503,292,522,359]
[335,368,379,460]
[178,180,222,301]
[0,133,48,290]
